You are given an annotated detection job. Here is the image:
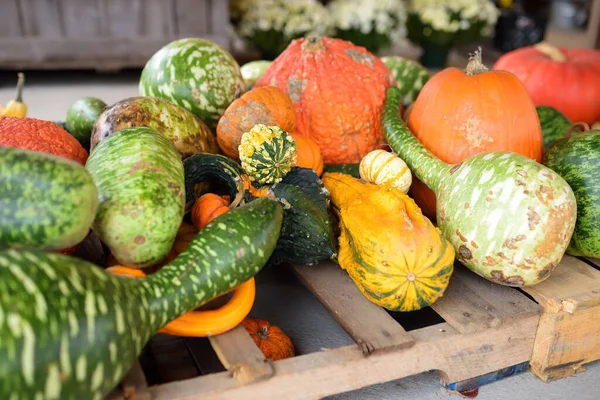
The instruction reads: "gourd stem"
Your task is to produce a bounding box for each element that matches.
[535,41,567,62]
[14,72,25,102]
[565,122,590,138]
[464,48,488,76]
[257,326,269,340]
[382,88,449,195]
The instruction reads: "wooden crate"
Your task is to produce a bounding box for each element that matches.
[0,0,230,71]
[108,254,600,399]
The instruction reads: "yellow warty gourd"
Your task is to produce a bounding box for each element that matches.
[322,172,455,312]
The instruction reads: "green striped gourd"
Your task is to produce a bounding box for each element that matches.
[86,127,185,268]
[383,87,577,287]
[381,56,431,106]
[0,147,98,251]
[537,106,572,150]
[239,124,297,184]
[0,198,283,399]
[90,96,219,159]
[139,38,245,130]
[543,127,600,258]
[66,97,107,149]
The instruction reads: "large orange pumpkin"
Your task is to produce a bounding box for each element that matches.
[216,86,296,160]
[254,36,397,164]
[290,132,324,176]
[0,117,88,165]
[407,50,543,219]
[493,42,600,125]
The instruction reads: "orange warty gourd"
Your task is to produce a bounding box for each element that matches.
[407,50,543,219]
[290,132,324,176]
[254,36,397,164]
[0,117,88,165]
[241,318,295,361]
[191,193,231,231]
[216,86,296,160]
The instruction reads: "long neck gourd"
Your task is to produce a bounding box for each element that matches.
[382,87,577,287]
[0,198,283,399]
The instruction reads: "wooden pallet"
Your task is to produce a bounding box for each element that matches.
[109,255,600,400]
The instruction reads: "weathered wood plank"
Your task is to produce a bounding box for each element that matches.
[292,262,415,355]
[61,0,103,37]
[106,0,142,37]
[523,255,600,382]
[143,316,538,400]
[431,264,541,334]
[175,0,208,35]
[210,0,229,35]
[19,0,63,37]
[208,324,274,384]
[141,0,176,37]
[0,0,22,37]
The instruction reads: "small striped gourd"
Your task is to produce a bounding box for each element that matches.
[239,124,297,184]
[323,172,455,312]
[0,198,283,399]
[383,87,577,287]
[359,149,412,193]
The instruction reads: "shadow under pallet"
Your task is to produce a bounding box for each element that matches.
[109,254,600,400]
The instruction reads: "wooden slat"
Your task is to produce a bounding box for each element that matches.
[292,262,415,355]
[210,0,229,36]
[175,0,208,35]
[106,0,142,37]
[431,264,541,334]
[141,0,176,37]
[143,316,539,400]
[208,324,274,384]
[0,0,22,37]
[61,0,103,37]
[18,0,63,37]
[523,255,600,308]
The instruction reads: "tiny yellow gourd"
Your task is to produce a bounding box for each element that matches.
[359,149,412,193]
[1,73,27,118]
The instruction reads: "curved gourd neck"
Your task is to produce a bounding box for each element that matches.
[382,88,449,194]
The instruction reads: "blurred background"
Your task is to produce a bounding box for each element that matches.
[0,0,598,118]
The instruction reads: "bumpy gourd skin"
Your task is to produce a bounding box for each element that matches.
[323,172,455,312]
[0,116,89,165]
[254,36,397,164]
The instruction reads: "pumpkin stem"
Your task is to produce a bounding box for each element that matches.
[565,122,590,138]
[534,41,567,62]
[464,47,488,76]
[302,35,325,52]
[14,72,25,102]
[257,326,269,340]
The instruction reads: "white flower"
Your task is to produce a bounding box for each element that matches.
[328,0,407,42]
[408,0,500,34]
[238,0,333,38]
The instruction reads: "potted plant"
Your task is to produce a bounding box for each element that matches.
[406,0,501,69]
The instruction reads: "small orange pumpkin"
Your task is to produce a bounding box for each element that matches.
[191,193,231,231]
[241,318,295,361]
[291,132,324,176]
[216,86,296,160]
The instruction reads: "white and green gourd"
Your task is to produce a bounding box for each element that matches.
[382,87,577,287]
[240,60,272,90]
[139,38,245,130]
[381,56,431,107]
[0,197,283,399]
[239,124,297,185]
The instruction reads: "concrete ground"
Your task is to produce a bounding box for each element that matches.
[1,70,598,400]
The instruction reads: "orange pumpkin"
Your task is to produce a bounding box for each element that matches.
[255,36,397,164]
[241,318,295,361]
[407,50,543,219]
[216,86,296,160]
[290,132,324,176]
[0,117,88,165]
[191,193,231,231]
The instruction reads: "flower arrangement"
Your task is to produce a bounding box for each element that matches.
[328,0,407,54]
[236,0,333,60]
[406,0,500,68]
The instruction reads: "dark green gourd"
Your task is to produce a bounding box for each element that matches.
[0,147,98,251]
[0,198,283,399]
[543,127,600,258]
[382,87,577,287]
